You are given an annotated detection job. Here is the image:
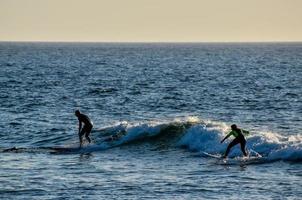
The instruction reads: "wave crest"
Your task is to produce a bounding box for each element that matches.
[177,122,302,162]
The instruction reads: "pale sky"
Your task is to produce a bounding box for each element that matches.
[0,0,301,42]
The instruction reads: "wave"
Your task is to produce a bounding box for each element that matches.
[94,117,302,162]
[2,117,301,162]
[177,122,302,162]
[94,117,199,146]
[1,117,198,154]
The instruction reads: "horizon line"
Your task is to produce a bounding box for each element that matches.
[0,40,302,44]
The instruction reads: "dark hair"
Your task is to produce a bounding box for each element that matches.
[75,110,80,115]
[231,124,237,129]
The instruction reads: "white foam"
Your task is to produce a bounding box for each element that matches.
[93,117,302,162]
[178,122,302,161]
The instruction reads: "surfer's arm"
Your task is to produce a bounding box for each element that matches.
[78,120,82,134]
[242,129,249,136]
[220,132,232,143]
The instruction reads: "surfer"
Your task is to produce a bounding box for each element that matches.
[220,124,249,158]
[75,110,93,147]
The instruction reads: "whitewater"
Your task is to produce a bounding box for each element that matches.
[0,42,301,199]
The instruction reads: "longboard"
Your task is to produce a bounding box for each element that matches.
[48,146,81,153]
[1,146,82,154]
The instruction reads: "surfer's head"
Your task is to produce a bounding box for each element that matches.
[231,124,237,130]
[75,110,81,116]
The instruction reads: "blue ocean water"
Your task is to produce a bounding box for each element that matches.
[0,42,301,199]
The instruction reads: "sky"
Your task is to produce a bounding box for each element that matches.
[0,0,302,42]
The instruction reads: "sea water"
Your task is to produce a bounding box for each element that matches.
[0,42,301,199]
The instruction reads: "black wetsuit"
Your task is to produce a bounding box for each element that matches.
[224,129,248,157]
[78,114,93,144]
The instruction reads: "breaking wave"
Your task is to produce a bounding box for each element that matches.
[177,121,302,162]
[2,117,301,162]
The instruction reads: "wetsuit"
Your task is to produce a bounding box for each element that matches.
[224,129,249,157]
[78,113,93,144]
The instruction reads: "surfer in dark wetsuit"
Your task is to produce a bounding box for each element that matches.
[75,110,93,147]
[220,124,249,158]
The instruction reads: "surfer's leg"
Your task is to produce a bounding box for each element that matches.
[79,134,83,147]
[79,129,85,147]
[240,139,248,156]
[84,126,92,143]
[224,139,239,157]
[85,134,91,143]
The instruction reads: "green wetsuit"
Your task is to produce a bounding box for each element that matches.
[224,128,249,157]
[226,129,249,138]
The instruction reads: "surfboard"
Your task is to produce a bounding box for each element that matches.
[48,146,81,153]
[1,146,82,154]
[202,151,223,159]
[202,151,267,165]
[232,156,267,165]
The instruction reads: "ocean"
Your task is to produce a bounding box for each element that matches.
[0,42,301,199]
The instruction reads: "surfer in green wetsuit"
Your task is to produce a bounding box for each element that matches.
[220,124,249,158]
[75,110,93,148]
